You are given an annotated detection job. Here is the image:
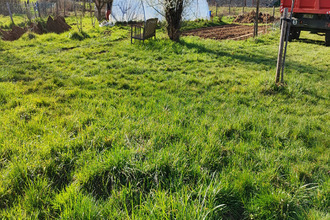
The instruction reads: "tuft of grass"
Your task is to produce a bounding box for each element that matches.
[69,31,90,41]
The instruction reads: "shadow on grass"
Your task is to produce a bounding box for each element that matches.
[296,38,325,46]
[177,40,325,76]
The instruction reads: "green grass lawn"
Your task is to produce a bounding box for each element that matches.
[0,16,329,219]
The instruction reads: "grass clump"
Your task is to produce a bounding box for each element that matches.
[69,31,90,41]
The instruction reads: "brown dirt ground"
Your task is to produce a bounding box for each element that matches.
[234,11,276,23]
[29,22,44,35]
[0,26,27,41]
[46,16,71,34]
[182,24,269,41]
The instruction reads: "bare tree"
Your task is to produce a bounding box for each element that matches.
[94,0,113,21]
[148,0,191,41]
[112,0,141,22]
[82,0,86,15]
[164,0,185,41]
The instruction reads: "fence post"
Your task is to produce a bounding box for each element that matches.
[6,2,15,25]
[37,1,41,18]
[280,0,295,84]
[215,2,218,16]
[83,0,86,16]
[254,0,260,37]
[228,0,231,16]
[33,2,38,18]
[275,8,288,83]
[266,14,268,33]
[89,0,95,27]
[273,6,275,17]
[56,0,59,16]
[25,1,31,22]
[243,0,246,14]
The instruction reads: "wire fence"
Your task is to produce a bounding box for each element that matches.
[0,0,91,29]
[209,4,281,18]
[0,2,58,17]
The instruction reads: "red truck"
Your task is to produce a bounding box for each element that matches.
[280,0,330,46]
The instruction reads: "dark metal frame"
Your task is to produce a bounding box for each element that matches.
[130,18,158,44]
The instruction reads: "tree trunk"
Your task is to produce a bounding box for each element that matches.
[165,0,184,41]
[254,0,260,37]
[83,0,86,16]
[94,0,105,21]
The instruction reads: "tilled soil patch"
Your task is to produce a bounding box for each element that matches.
[182,24,268,41]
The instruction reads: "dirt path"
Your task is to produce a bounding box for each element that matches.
[182,24,269,41]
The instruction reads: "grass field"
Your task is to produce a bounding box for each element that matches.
[0,15,329,219]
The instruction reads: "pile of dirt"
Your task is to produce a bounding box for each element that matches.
[29,22,45,35]
[0,26,27,41]
[0,16,71,41]
[46,16,71,34]
[234,11,276,23]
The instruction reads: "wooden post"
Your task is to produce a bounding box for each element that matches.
[33,2,38,18]
[82,0,85,16]
[6,2,14,25]
[73,0,76,17]
[56,0,59,16]
[89,1,94,27]
[266,13,268,33]
[243,0,246,14]
[25,2,31,22]
[273,6,275,17]
[275,8,288,83]
[37,1,41,18]
[229,0,231,16]
[254,0,260,37]
[280,0,295,84]
[215,2,218,16]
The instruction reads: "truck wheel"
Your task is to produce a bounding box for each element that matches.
[288,29,293,42]
[289,29,300,41]
[294,30,301,40]
[326,32,330,47]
